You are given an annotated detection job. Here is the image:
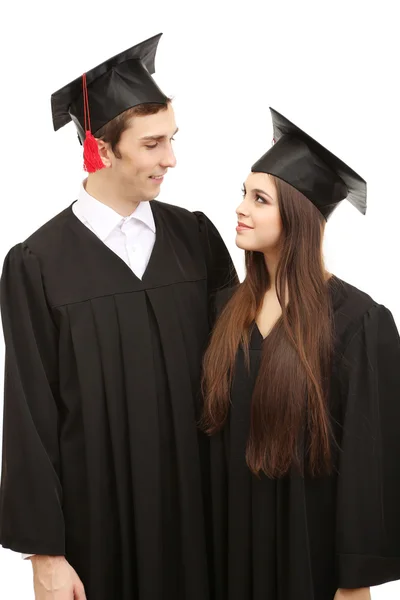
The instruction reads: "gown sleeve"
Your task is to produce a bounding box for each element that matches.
[336,303,400,588]
[0,244,65,555]
[194,211,239,327]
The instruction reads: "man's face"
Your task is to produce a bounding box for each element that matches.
[102,103,178,201]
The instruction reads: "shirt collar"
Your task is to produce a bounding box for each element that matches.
[76,181,156,241]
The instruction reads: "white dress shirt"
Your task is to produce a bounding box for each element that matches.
[22,183,156,559]
[73,181,156,279]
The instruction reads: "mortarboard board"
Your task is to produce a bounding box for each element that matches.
[251,108,367,220]
[51,33,168,144]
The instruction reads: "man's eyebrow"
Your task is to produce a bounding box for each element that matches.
[140,127,179,141]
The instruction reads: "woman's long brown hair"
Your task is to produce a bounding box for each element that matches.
[201,177,333,478]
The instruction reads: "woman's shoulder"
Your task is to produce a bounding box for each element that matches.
[329,275,377,316]
[329,275,396,351]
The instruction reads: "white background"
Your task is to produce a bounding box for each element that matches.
[0,0,399,598]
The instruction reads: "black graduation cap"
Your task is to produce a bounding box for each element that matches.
[51,33,168,144]
[251,108,367,220]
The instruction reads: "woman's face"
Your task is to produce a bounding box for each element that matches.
[235,173,283,253]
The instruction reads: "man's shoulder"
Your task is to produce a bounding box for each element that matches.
[152,199,199,222]
[151,201,219,243]
[24,205,75,255]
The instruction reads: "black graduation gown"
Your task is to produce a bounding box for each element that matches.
[0,199,238,600]
[210,276,400,600]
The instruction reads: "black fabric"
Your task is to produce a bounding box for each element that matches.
[51,33,168,142]
[0,199,238,600]
[210,277,400,599]
[251,108,367,219]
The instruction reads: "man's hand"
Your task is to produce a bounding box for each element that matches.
[334,588,371,600]
[31,555,86,599]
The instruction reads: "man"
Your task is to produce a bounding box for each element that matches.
[0,33,237,600]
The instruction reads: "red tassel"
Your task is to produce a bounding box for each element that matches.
[83,131,105,173]
[82,73,105,173]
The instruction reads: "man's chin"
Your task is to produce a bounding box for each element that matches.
[149,184,162,200]
[138,188,159,202]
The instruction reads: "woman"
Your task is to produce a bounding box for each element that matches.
[202,108,400,600]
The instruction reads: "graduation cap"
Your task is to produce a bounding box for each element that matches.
[251,108,367,220]
[51,33,168,172]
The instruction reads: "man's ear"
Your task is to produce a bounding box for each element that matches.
[96,139,112,168]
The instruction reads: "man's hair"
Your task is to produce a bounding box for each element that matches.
[94,99,172,158]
